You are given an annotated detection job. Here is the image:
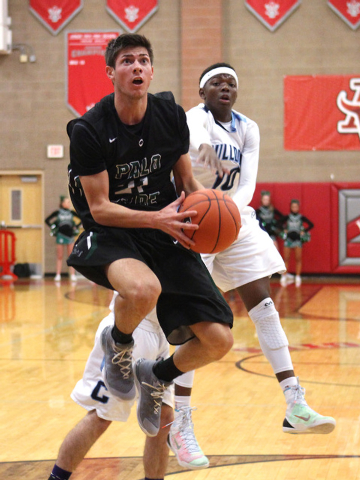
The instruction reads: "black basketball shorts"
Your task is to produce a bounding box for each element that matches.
[67,226,233,344]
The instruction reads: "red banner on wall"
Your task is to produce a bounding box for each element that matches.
[106,0,158,33]
[328,0,360,30]
[29,0,83,35]
[66,31,119,117]
[245,0,302,31]
[251,182,360,273]
[284,75,360,151]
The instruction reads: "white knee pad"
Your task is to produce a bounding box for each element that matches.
[248,298,293,374]
[249,298,289,350]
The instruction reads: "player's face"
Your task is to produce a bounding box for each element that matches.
[200,74,237,122]
[106,46,154,99]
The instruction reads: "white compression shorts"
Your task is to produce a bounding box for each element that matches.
[201,207,286,292]
[71,312,174,422]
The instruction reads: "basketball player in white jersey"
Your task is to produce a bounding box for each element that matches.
[47,293,175,480]
[167,63,336,468]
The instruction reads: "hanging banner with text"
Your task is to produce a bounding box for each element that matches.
[29,0,83,35]
[66,31,119,117]
[284,75,360,151]
[245,0,302,31]
[106,0,158,33]
[328,0,360,30]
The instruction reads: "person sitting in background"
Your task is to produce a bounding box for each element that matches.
[45,196,81,282]
[280,199,314,287]
[256,190,284,251]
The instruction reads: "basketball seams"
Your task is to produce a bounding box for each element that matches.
[179,188,241,253]
[223,196,240,242]
[180,199,212,213]
[180,199,212,241]
[191,202,211,240]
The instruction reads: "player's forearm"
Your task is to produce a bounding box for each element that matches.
[90,200,159,229]
[177,177,205,196]
[232,185,256,213]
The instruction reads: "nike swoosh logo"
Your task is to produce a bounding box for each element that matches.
[294,414,310,421]
[109,137,117,143]
[174,438,182,450]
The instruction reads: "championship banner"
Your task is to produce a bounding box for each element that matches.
[66,31,119,117]
[29,0,83,35]
[284,75,360,151]
[106,0,158,33]
[245,0,302,31]
[328,0,360,30]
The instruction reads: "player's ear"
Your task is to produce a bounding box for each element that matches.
[106,65,115,83]
[199,87,205,100]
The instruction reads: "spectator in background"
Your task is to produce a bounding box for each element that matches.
[45,196,81,282]
[280,199,314,287]
[256,190,284,251]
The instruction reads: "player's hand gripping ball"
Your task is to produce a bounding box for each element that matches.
[179,189,241,254]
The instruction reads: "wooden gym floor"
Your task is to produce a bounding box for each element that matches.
[0,276,359,479]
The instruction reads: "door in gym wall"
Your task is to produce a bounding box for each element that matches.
[0,172,44,276]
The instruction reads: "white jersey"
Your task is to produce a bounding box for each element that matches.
[186,103,260,217]
[186,103,285,291]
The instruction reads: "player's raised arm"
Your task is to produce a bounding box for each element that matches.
[186,108,229,179]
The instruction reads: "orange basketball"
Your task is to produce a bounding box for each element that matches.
[179,189,241,254]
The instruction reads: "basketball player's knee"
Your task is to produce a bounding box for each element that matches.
[249,298,288,350]
[216,326,234,358]
[126,277,161,310]
[203,324,233,360]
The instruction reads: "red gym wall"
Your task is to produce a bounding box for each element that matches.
[249,182,360,275]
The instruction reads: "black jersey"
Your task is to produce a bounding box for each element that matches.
[67,92,189,230]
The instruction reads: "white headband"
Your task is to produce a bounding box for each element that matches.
[199,67,238,89]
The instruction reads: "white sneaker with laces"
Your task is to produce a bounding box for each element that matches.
[54,274,61,282]
[283,378,336,434]
[280,274,287,287]
[168,406,209,469]
[70,274,77,282]
[295,275,301,287]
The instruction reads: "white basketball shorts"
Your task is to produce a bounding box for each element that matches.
[71,313,174,422]
[201,207,286,292]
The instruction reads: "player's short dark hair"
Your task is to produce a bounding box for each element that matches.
[105,34,154,68]
[199,62,236,85]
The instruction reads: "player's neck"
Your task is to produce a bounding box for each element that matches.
[114,93,148,125]
[208,105,232,124]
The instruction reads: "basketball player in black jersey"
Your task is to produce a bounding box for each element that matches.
[66,34,233,440]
